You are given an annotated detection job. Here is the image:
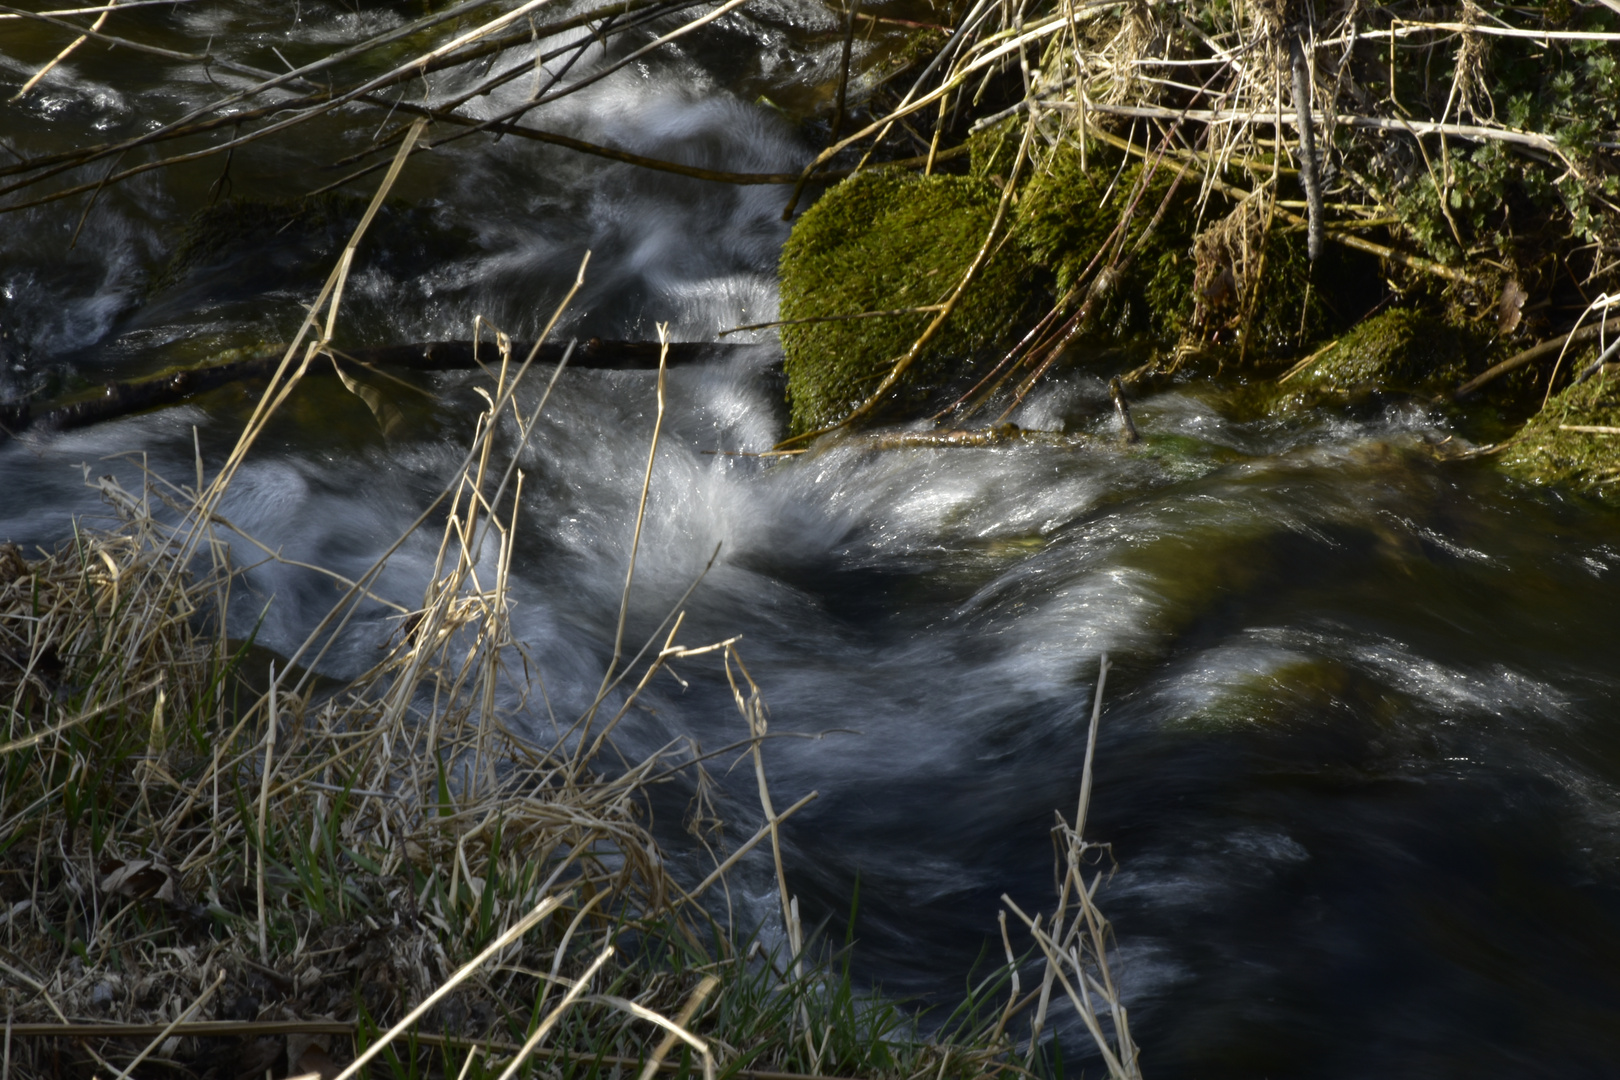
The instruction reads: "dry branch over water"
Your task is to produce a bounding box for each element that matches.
[0,340,755,444]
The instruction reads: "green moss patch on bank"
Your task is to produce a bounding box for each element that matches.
[1282,308,1476,401]
[1501,360,1620,498]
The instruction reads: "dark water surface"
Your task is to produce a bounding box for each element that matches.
[4,3,1620,1076]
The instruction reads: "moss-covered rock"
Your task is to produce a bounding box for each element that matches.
[1500,360,1620,498]
[1283,308,1473,399]
[1000,131,1374,356]
[779,169,1037,435]
[776,135,1401,436]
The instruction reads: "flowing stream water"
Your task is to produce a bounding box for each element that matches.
[5,2,1620,1075]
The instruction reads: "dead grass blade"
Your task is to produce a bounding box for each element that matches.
[998,655,1141,1079]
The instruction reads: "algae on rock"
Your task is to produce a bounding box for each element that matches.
[778,169,1037,435]
[1501,361,1620,499]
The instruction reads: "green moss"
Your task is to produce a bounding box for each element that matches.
[779,169,1037,434]
[1250,230,1355,354]
[1013,141,1133,297]
[1500,360,1620,498]
[1287,308,1473,396]
[1005,134,1368,355]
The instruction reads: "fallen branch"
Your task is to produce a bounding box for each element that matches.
[0,339,756,442]
[1289,30,1325,262]
[1109,376,1139,444]
[317,101,974,194]
[719,305,946,336]
[1327,20,1620,45]
[1452,323,1610,398]
[1053,101,1563,155]
[864,425,1055,450]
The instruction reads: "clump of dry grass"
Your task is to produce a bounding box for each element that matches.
[0,335,991,1080]
[0,464,1129,1079]
[0,344,712,1079]
[999,657,1141,1080]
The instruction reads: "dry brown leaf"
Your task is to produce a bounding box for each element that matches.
[100,857,189,908]
[1498,278,1529,334]
[288,1035,340,1080]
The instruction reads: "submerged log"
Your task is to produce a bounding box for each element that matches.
[0,339,757,443]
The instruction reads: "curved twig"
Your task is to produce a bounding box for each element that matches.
[1452,323,1610,398]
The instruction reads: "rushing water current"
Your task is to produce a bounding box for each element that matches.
[5,3,1620,1075]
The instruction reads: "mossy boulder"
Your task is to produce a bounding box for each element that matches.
[776,136,1399,436]
[779,170,1037,435]
[1500,361,1620,499]
[996,129,1374,356]
[1283,308,1473,399]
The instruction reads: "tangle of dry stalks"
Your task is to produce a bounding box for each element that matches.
[992,656,1141,1080]
[0,357,723,1080]
[825,0,1619,412]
